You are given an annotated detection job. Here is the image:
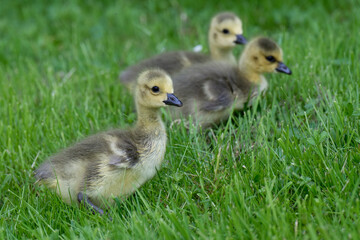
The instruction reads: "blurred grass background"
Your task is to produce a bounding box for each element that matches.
[0,0,359,239]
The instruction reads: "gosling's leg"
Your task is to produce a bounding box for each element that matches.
[77,192,104,215]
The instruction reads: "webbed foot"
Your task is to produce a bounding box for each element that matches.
[77,192,104,215]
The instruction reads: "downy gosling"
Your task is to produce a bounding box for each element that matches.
[35,69,183,215]
[169,37,292,127]
[120,12,247,91]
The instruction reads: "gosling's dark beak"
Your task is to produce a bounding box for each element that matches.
[163,93,183,107]
[234,34,247,44]
[276,62,292,75]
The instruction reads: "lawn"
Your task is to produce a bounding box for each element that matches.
[0,0,359,239]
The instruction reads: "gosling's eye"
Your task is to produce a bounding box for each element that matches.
[265,56,276,63]
[222,29,229,34]
[152,86,160,93]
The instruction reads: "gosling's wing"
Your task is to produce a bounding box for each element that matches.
[105,130,140,169]
[107,140,139,169]
[173,61,235,112]
[200,79,233,111]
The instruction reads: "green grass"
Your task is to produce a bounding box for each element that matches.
[1,0,360,239]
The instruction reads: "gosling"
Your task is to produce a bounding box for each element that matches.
[120,12,246,91]
[169,37,292,127]
[35,69,183,215]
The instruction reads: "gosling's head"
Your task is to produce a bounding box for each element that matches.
[208,12,247,50]
[135,69,183,109]
[239,37,292,75]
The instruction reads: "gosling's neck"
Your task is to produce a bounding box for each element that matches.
[135,103,164,134]
[210,46,236,64]
[238,57,262,85]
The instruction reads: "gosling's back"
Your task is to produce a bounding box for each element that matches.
[120,51,209,89]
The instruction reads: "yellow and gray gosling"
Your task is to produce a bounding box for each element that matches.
[169,37,291,127]
[208,11,246,63]
[119,12,246,91]
[35,69,182,215]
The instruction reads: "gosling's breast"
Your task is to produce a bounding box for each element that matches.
[259,76,269,93]
[135,131,167,182]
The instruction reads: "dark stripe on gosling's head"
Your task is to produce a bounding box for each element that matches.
[216,12,237,23]
[257,38,278,51]
[143,69,167,81]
